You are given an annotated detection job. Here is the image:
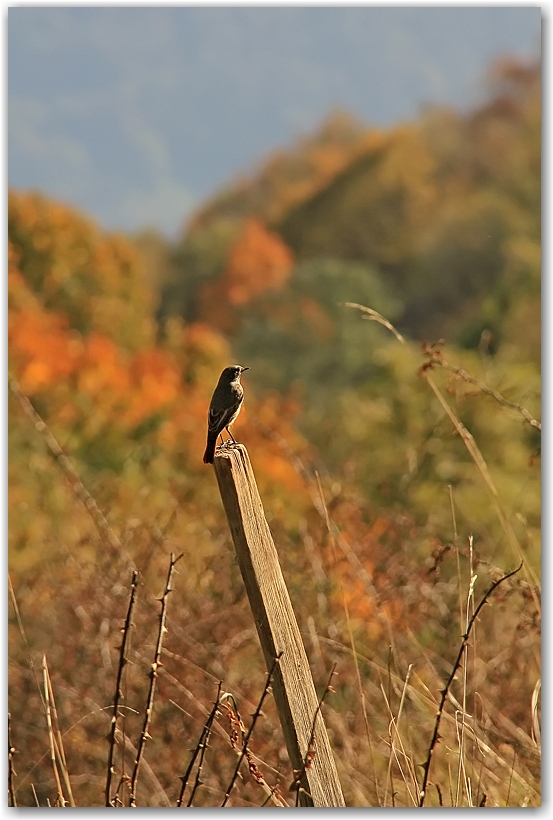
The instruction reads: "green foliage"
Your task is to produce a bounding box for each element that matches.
[159,218,243,325]
[233,258,401,395]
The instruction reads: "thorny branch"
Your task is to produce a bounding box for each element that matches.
[221,654,282,807]
[105,570,140,807]
[129,553,183,806]
[177,682,223,807]
[418,562,523,807]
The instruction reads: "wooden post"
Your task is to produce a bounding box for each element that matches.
[213,444,345,807]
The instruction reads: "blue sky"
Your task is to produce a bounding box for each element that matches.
[8,6,541,238]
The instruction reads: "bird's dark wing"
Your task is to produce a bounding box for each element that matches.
[208,400,242,434]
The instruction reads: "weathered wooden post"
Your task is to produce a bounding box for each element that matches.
[213,444,345,807]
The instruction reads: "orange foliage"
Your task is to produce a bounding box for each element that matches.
[124,349,181,426]
[8,257,82,394]
[247,392,309,497]
[8,189,155,351]
[10,311,78,394]
[199,218,293,332]
[8,206,182,435]
[224,218,293,305]
[9,196,304,474]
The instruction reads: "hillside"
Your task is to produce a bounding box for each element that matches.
[8,56,540,807]
[160,58,539,350]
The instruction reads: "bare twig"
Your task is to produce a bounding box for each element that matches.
[418,563,523,806]
[185,683,223,807]
[8,713,17,807]
[42,655,67,807]
[105,570,140,807]
[221,654,281,807]
[176,682,223,807]
[44,661,76,806]
[420,347,541,432]
[291,664,337,806]
[8,374,125,555]
[129,553,182,807]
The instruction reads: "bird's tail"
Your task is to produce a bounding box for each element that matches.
[203,432,218,464]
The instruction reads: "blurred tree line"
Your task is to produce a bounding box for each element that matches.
[9,55,540,576]
[158,58,539,356]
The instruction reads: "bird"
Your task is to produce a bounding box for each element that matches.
[203,365,249,464]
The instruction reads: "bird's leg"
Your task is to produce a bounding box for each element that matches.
[226,426,237,443]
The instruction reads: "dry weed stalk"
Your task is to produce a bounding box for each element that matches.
[42,656,68,806]
[129,553,183,806]
[382,664,418,807]
[221,654,282,807]
[318,625,539,805]
[31,783,40,806]
[418,562,523,807]
[454,537,477,807]
[420,343,541,431]
[219,693,288,808]
[343,302,406,345]
[105,570,140,807]
[531,678,541,748]
[8,712,17,807]
[42,657,76,806]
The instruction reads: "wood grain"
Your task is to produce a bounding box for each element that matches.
[213,444,345,807]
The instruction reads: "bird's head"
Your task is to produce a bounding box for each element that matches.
[224,365,249,381]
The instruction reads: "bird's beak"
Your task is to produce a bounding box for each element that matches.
[241,367,250,372]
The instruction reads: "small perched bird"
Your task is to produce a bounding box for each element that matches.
[203,365,249,464]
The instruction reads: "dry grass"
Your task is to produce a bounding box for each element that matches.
[8,329,540,806]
